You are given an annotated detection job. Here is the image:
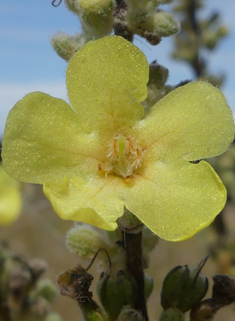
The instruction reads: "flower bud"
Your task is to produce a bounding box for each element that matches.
[159,308,185,321]
[203,30,218,50]
[64,0,80,14]
[51,32,87,61]
[66,224,113,260]
[33,279,59,303]
[217,26,228,38]
[142,62,169,111]
[27,258,47,280]
[161,261,208,313]
[78,0,115,37]
[149,62,169,88]
[203,25,228,50]
[97,270,137,320]
[141,10,180,37]
[0,251,26,296]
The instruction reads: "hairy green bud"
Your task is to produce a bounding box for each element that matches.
[78,0,115,37]
[142,62,169,111]
[66,224,112,259]
[33,279,59,303]
[217,26,228,38]
[149,62,169,87]
[142,10,180,37]
[64,0,80,14]
[51,32,87,61]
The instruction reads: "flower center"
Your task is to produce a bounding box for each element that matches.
[99,133,145,178]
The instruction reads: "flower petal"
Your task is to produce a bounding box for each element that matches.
[135,81,234,161]
[123,159,226,241]
[66,36,148,136]
[43,175,125,230]
[2,92,104,184]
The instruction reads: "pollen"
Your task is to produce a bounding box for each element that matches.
[99,133,145,178]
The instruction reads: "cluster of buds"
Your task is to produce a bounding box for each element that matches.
[66,222,158,272]
[160,258,235,321]
[51,0,115,61]
[97,270,153,320]
[58,250,235,321]
[64,222,158,320]
[161,261,208,313]
[51,0,180,61]
[125,0,180,44]
[57,263,153,321]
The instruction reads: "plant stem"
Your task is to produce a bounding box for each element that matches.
[186,0,202,77]
[113,0,133,42]
[77,298,108,321]
[123,231,149,321]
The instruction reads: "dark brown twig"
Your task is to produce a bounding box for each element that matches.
[123,231,149,321]
[187,0,202,77]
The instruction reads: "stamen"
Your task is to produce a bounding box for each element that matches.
[100,133,145,178]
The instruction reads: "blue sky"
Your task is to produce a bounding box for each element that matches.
[1,0,235,136]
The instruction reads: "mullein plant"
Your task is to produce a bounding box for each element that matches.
[1,0,235,320]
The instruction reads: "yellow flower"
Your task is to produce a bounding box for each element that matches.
[0,165,22,225]
[2,36,234,241]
